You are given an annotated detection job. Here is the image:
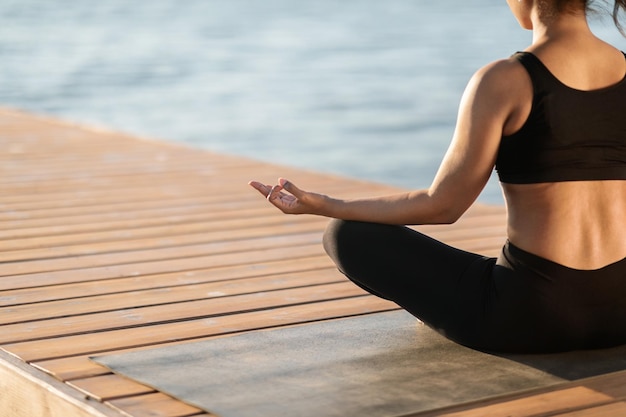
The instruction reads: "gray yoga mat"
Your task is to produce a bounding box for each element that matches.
[92,310,626,417]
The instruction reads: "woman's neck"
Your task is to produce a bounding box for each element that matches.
[531,9,592,45]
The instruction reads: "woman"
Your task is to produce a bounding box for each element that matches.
[249,0,626,353]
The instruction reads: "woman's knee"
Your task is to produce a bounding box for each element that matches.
[323,219,352,262]
[322,219,374,261]
[322,219,402,275]
[322,219,392,298]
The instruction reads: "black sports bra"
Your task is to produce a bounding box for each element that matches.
[495,51,626,184]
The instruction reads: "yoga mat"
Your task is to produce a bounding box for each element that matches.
[92,311,626,417]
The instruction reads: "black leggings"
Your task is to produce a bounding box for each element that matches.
[323,219,626,353]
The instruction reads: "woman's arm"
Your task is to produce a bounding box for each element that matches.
[249,59,522,225]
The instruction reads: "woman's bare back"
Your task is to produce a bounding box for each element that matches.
[504,181,626,269]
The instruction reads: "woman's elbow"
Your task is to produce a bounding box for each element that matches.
[432,207,463,224]
[426,196,471,225]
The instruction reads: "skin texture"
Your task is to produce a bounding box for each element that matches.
[250,0,626,270]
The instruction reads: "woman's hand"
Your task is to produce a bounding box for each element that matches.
[248,178,329,215]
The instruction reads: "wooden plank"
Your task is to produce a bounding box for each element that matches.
[553,403,626,417]
[68,375,154,402]
[107,393,211,417]
[33,356,112,381]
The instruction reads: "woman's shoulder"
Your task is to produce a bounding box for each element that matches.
[464,55,531,105]
[472,55,529,88]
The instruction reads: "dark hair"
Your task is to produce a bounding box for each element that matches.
[591,1,626,35]
[551,1,626,35]
[609,0,626,35]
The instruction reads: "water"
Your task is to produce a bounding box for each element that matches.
[1,0,624,203]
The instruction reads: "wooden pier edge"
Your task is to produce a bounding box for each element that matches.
[0,349,121,417]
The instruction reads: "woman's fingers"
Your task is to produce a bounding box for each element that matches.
[248,181,272,198]
[278,178,303,198]
[249,179,299,199]
[249,179,306,213]
[267,184,284,202]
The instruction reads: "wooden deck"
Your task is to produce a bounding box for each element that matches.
[1,107,625,417]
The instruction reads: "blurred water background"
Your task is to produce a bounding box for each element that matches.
[1,0,624,203]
